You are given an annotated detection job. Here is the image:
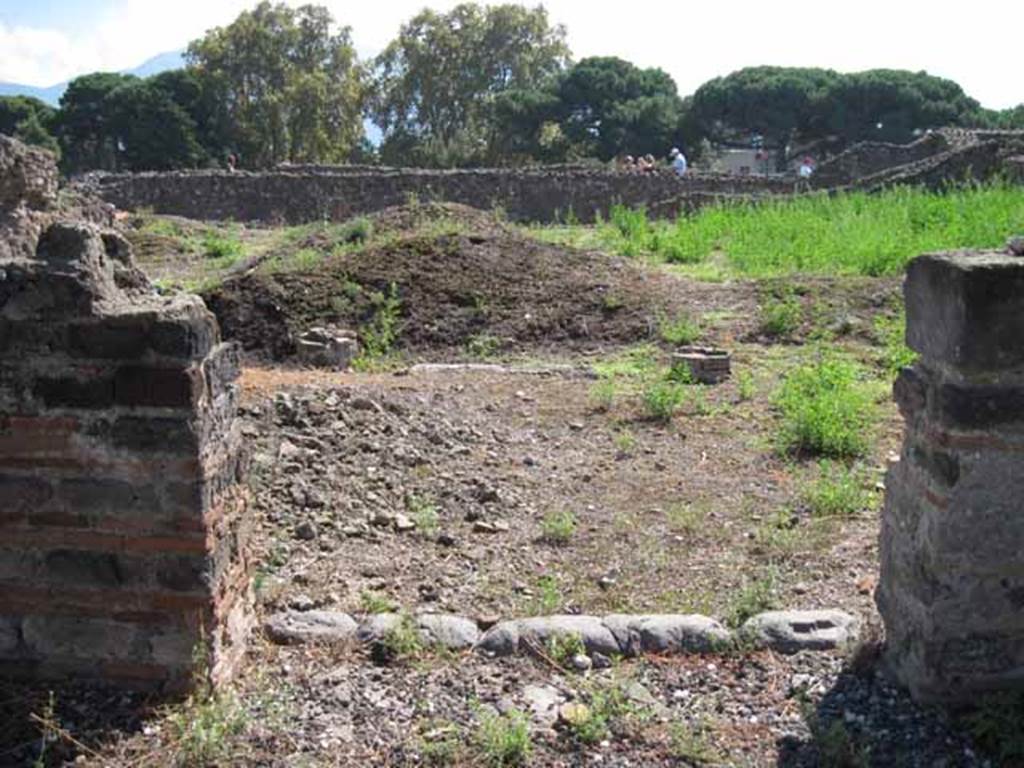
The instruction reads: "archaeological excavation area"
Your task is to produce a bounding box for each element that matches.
[2,130,1024,767]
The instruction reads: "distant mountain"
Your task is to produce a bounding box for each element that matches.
[0,51,185,107]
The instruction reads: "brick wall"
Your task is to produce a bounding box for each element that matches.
[0,137,253,691]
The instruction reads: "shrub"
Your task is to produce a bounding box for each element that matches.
[642,380,686,423]
[340,217,372,244]
[359,282,401,359]
[475,709,532,767]
[774,354,877,459]
[202,232,244,263]
[803,461,876,518]
[360,590,396,614]
[547,632,586,667]
[760,294,803,337]
[540,509,577,544]
[659,313,702,345]
[589,378,617,411]
[726,570,778,628]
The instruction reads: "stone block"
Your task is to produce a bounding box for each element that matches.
[670,347,731,384]
[68,317,150,360]
[905,252,1024,371]
[114,365,202,408]
[33,374,115,409]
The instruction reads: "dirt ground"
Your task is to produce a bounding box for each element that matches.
[0,210,1001,767]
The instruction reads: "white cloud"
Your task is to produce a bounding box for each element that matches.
[1,0,1021,108]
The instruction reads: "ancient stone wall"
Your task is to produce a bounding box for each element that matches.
[811,133,949,187]
[0,138,253,691]
[86,167,797,225]
[878,243,1024,703]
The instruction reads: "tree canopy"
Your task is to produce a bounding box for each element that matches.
[690,66,985,148]
[371,3,570,166]
[186,1,365,167]
[0,95,59,156]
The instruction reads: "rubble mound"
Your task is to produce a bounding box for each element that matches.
[204,203,681,359]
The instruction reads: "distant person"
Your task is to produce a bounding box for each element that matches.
[798,156,815,178]
[226,153,238,172]
[670,147,687,176]
[620,154,636,171]
[642,154,657,173]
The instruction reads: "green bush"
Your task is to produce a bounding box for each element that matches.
[774,354,877,459]
[659,313,702,345]
[760,294,804,337]
[475,709,532,767]
[202,232,244,263]
[803,461,876,518]
[642,380,686,423]
[539,509,577,544]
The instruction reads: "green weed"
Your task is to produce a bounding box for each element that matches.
[407,495,440,536]
[539,509,577,544]
[874,310,917,377]
[736,369,756,401]
[358,282,401,360]
[725,570,778,629]
[802,461,877,518]
[360,590,397,614]
[589,378,617,411]
[202,232,244,263]
[760,293,804,338]
[659,313,702,346]
[526,575,563,616]
[466,333,501,358]
[963,691,1024,764]
[547,632,586,668]
[774,353,878,459]
[642,380,686,423]
[474,709,532,767]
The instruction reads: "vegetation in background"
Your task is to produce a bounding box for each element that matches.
[774,353,878,459]
[588,185,1024,277]
[357,283,402,360]
[802,461,878,518]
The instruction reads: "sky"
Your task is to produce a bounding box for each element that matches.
[0,0,1021,109]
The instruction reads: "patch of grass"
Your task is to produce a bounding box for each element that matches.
[666,502,708,536]
[547,632,586,668]
[725,570,778,629]
[526,575,564,616]
[566,678,647,745]
[166,644,248,766]
[589,378,617,412]
[586,184,1024,277]
[659,313,702,346]
[774,353,878,459]
[466,333,501,358]
[539,509,577,545]
[474,708,532,767]
[802,461,877,519]
[760,293,803,338]
[360,590,397,614]
[613,428,637,456]
[802,702,871,768]
[963,691,1024,765]
[592,344,659,380]
[736,369,756,402]
[669,719,722,765]
[642,380,686,423]
[874,309,917,377]
[601,292,625,312]
[357,282,401,362]
[202,232,244,262]
[407,495,440,536]
[380,613,424,660]
[339,216,372,244]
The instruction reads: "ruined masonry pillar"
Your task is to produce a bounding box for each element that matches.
[0,221,253,690]
[878,245,1024,702]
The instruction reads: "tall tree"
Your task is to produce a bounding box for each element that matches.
[104,80,205,171]
[0,96,59,156]
[372,3,570,167]
[690,66,841,150]
[186,2,365,167]
[56,72,137,172]
[824,69,982,143]
[556,57,684,160]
